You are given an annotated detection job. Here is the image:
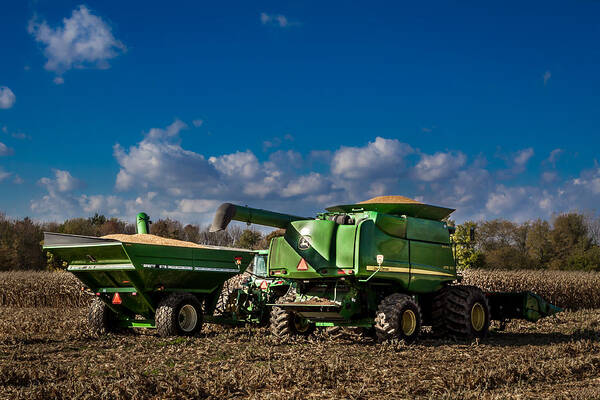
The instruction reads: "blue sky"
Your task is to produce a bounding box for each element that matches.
[1,1,599,224]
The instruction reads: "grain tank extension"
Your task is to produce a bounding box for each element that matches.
[211,196,562,342]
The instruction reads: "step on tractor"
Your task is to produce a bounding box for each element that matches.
[43,215,290,337]
[210,196,562,342]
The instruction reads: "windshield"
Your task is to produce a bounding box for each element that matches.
[253,255,268,277]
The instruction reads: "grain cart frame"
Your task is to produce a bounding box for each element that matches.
[43,215,288,337]
[210,197,562,342]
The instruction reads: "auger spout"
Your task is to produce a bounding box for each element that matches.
[210,203,309,232]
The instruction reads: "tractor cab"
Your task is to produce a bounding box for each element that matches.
[252,250,269,278]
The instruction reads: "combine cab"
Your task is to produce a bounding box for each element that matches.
[211,196,562,342]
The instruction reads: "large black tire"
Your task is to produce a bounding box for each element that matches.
[375,293,422,343]
[431,285,490,339]
[270,293,315,337]
[88,297,117,335]
[155,293,203,337]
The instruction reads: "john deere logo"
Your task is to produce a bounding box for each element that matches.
[298,236,311,250]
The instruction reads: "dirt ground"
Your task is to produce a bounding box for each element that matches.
[1,307,599,399]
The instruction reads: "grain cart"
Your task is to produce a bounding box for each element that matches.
[210,196,562,342]
[42,213,287,337]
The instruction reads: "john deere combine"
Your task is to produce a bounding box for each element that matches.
[211,196,561,342]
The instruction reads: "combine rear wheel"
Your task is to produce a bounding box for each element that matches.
[88,297,119,335]
[432,285,490,339]
[375,293,422,343]
[270,294,315,337]
[155,293,203,337]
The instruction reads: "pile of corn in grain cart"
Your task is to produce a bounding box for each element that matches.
[44,197,561,342]
[42,213,290,336]
[210,196,561,342]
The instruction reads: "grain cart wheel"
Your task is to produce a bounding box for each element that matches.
[432,285,490,339]
[375,293,422,343]
[155,293,203,337]
[88,297,118,335]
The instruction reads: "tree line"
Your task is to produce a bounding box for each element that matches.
[453,212,600,271]
[1,211,599,271]
[0,213,276,271]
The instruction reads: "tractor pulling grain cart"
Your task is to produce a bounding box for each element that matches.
[210,196,562,342]
[42,214,290,337]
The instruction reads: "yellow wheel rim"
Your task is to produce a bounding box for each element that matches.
[471,303,485,331]
[401,309,417,336]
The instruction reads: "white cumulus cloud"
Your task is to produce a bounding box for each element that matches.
[0,87,16,109]
[0,168,11,182]
[260,12,296,28]
[332,137,414,180]
[39,169,82,192]
[414,151,466,182]
[0,142,14,156]
[28,5,126,80]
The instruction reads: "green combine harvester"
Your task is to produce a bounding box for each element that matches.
[43,214,290,337]
[210,196,562,342]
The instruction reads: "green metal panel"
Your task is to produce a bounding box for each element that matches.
[408,241,456,293]
[289,219,336,263]
[268,236,309,277]
[356,219,411,290]
[406,217,451,244]
[335,224,357,268]
[374,213,407,238]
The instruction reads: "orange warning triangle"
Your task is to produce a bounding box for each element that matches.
[297,258,309,271]
[112,292,122,305]
[260,280,268,290]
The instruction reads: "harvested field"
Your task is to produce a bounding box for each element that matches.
[1,306,599,399]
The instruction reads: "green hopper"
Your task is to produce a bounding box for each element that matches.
[43,229,257,336]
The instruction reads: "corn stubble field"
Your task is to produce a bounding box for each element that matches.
[1,270,600,399]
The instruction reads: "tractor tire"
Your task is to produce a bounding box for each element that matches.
[431,285,490,339]
[270,293,315,337]
[155,293,203,337]
[374,293,422,343]
[88,297,117,335]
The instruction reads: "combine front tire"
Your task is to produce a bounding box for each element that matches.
[155,293,203,337]
[270,306,315,337]
[432,285,490,339]
[88,297,118,335]
[270,294,315,337]
[375,293,422,343]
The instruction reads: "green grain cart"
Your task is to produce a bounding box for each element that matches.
[43,215,289,337]
[210,196,561,342]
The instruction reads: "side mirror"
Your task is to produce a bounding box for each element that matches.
[469,227,476,241]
